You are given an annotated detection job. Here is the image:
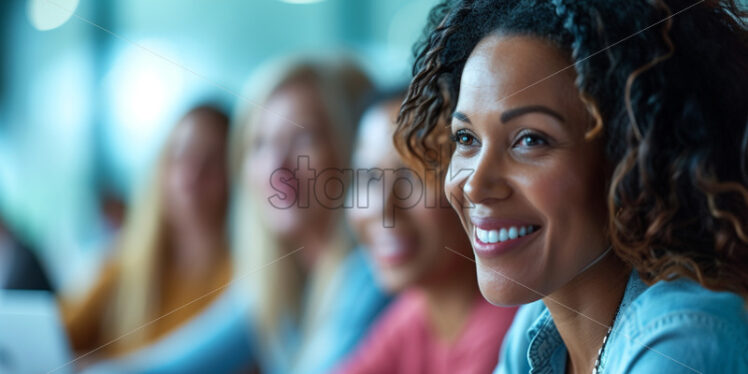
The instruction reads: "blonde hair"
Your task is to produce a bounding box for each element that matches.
[230,55,373,364]
[97,107,231,355]
[105,147,170,352]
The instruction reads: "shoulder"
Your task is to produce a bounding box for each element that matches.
[630,279,746,324]
[622,276,747,339]
[331,293,423,374]
[609,277,748,373]
[333,248,391,318]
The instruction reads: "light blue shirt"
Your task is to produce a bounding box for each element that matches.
[495,271,748,373]
[257,247,391,374]
[81,285,256,374]
[82,248,390,374]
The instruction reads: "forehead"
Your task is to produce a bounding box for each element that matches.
[353,103,399,168]
[173,114,226,146]
[254,81,328,136]
[458,34,578,115]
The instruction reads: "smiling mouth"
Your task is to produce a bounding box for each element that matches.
[369,233,416,266]
[475,225,540,244]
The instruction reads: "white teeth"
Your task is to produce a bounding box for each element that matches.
[373,243,403,258]
[381,246,401,256]
[508,227,518,240]
[498,228,508,242]
[476,225,537,244]
[488,230,498,243]
[477,228,488,242]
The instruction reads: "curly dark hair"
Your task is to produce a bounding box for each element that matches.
[395,0,748,297]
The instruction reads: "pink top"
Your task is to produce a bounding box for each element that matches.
[335,290,518,374]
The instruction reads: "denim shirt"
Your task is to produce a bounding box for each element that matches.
[494,271,748,374]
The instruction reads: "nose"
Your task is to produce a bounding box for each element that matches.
[462,148,513,205]
[362,170,391,214]
[382,171,403,228]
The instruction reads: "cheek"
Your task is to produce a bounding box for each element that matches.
[521,154,608,252]
[207,172,228,200]
[163,176,178,207]
[302,138,339,168]
[347,205,375,245]
[169,167,192,193]
[522,166,572,216]
[246,156,272,190]
[165,169,180,191]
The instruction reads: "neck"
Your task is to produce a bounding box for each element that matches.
[421,260,479,343]
[543,254,630,374]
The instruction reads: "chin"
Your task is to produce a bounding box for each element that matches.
[375,268,417,294]
[476,266,543,307]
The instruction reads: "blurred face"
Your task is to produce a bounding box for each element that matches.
[349,100,471,292]
[246,80,341,239]
[165,112,229,228]
[445,35,609,306]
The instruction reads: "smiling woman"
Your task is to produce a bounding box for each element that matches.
[447,35,612,306]
[230,56,389,374]
[396,0,748,373]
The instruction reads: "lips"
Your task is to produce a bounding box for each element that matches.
[369,232,416,266]
[470,216,541,258]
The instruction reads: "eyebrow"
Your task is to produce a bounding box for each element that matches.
[451,105,565,127]
[500,105,565,124]
[452,111,471,124]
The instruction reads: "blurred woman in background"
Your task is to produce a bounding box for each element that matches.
[63,105,233,361]
[337,92,516,374]
[231,56,390,374]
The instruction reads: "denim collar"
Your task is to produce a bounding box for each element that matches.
[599,271,648,371]
[525,271,647,373]
[526,306,566,373]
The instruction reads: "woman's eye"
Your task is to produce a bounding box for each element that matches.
[515,133,548,148]
[450,130,477,146]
